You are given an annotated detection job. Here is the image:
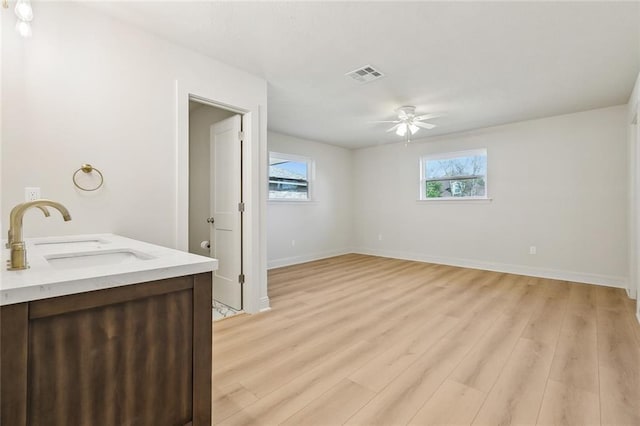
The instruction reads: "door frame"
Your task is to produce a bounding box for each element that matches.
[175,81,270,314]
[633,75,640,326]
[636,109,640,324]
[632,106,639,320]
[629,109,638,301]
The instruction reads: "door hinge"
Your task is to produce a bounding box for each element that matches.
[238,131,244,140]
[238,274,245,284]
[238,202,245,212]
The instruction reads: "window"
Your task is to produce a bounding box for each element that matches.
[269,152,313,201]
[420,149,487,200]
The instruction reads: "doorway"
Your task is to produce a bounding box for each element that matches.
[189,100,243,319]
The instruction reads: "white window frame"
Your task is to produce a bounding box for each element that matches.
[268,151,315,202]
[419,148,489,201]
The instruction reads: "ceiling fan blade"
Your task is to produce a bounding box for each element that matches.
[397,110,408,120]
[386,123,402,132]
[414,121,436,130]
[370,120,401,124]
[414,113,441,121]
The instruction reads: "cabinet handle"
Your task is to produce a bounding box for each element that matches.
[206,217,215,224]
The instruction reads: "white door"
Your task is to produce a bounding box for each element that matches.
[209,115,242,310]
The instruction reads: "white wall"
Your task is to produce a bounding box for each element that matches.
[188,103,234,256]
[1,3,268,312]
[267,132,352,268]
[353,106,629,287]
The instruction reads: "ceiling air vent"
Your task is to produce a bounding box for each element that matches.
[345,65,385,84]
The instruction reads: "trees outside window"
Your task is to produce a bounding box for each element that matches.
[420,149,487,199]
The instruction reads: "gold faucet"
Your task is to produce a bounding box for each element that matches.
[6,206,51,248]
[7,199,72,270]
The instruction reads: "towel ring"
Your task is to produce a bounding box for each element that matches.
[73,163,104,191]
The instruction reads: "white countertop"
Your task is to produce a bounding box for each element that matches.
[0,234,218,306]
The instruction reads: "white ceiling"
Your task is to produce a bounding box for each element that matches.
[85,1,640,149]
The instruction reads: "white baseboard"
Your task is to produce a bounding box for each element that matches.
[259,296,271,312]
[636,310,640,326]
[267,248,352,269]
[626,287,638,300]
[353,247,628,289]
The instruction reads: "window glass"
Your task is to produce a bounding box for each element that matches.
[269,153,311,200]
[421,149,487,199]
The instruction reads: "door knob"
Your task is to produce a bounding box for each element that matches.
[206,217,215,223]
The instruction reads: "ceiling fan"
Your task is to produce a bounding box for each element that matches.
[374,106,439,139]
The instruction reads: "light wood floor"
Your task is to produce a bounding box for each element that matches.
[212,254,640,425]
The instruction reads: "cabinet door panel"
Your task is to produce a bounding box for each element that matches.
[28,289,194,426]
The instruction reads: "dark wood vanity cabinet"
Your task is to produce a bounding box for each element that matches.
[1,273,212,426]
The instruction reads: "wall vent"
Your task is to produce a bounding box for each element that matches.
[345,65,385,84]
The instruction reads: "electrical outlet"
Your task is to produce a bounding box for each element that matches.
[25,187,40,201]
[291,240,296,247]
[378,234,383,241]
[529,246,537,255]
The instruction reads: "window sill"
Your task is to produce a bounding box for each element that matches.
[268,199,316,204]
[417,197,493,204]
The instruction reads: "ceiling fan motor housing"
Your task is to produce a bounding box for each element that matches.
[397,106,416,120]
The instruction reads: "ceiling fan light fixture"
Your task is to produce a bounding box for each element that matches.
[15,19,32,37]
[14,0,33,22]
[375,105,438,141]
